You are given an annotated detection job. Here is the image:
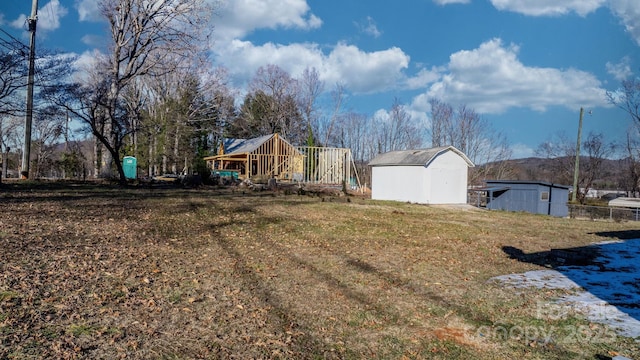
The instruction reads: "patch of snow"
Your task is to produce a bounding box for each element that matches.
[493,239,640,340]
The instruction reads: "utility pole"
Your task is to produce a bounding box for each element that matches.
[21,0,38,179]
[62,109,71,179]
[571,107,584,203]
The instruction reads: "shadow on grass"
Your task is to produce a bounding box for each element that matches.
[213,217,498,354]
[502,236,640,326]
[0,181,321,214]
[213,234,341,357]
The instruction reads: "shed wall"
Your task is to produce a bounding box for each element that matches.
[370,150,470,204]
[371,166,427,203]
[487,182,569,217]
[426,151,469,204]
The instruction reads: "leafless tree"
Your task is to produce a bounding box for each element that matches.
[374,98,423,154]
[607,77,640,124]
[297,67,324,145]
[229,65,304,144]
[621,130,640,196]
[536,132,614,203]
[429,98,512,185]
[332,111,375,185]
[428,98,453,149]
[607,76,640,196]
[31,106,65,178]
[0,115,22,179]
[322,83,345,147]
[536,132,576,184]
[46,0,213,183]
[252,65,304,144]
[0,51,27,117]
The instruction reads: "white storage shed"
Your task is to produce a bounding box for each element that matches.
[368,146,474,204]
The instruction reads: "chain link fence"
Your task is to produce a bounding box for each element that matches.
[569,204,640,221]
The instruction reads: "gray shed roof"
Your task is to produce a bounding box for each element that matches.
[486,180,571,190]
[368,146,474,167]
[222,134,276,154]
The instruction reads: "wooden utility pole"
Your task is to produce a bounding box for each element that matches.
[21,0,38,179]
[571,107,584,203]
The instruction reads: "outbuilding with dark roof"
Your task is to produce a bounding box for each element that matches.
[484,180,570,217]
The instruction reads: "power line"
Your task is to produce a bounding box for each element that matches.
[0,28,29,52]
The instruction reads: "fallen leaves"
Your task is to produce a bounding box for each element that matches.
[1,183,639,359]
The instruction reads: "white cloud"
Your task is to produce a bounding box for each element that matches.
[76,0,101,22]
[81,34,103,47]
[510,143,536,158]
[215,40,410,94]
[215,40,323,85]
[606,57,632,81]
[414,38,608,114]
[484,0,640,45]
[406,67,443,90]
[489,0,605,16]
[10,15,26,29]
[324,43,410,93]
[355,16,382,38]
[72,49,106,82]
[9,0,68,31]
[214,0,322,41]
[609,0,640,46]
[39,0,68,31]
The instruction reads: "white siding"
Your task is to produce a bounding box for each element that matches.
[371,149,469,204]
[426,151,469,204]
[371,166,427,203]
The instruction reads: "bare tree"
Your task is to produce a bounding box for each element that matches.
[252,65,304,143]
[607,76,640,196]
[536,132,576,184]
[429,98,512,185]
[621,130,640,196]
[297,67,324,145]
[581,133,615,199]
[607,77,640,124]
[46,0,213,183]
[332,111,376,185]
[323,83,345,147]
[31,106,65,178]
[0,51,27,117]
[229,65,304,144]
[536,132,614,203]
[428,98,453,148]
[0,115,23,179]
[374,98,423,153]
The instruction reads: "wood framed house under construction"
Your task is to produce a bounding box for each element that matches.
[204,134,303,182]
[296,146,353,186]
[204,133,360,187]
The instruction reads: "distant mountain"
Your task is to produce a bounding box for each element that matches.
[473,156,628,190]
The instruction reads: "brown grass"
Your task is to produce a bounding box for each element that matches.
[0,181,638,359]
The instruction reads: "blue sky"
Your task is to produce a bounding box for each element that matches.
[1,0,639,158]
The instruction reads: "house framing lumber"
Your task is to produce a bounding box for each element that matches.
[204,134,302,182]
[204,133,358,187]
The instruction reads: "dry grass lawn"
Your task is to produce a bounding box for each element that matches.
[1,181,639,359]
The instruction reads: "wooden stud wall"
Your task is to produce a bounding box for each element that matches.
[205,135,354,185]
[296,146,351,185]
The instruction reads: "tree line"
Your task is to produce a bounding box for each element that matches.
[0,0,512,186]
[2,0,639,199]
